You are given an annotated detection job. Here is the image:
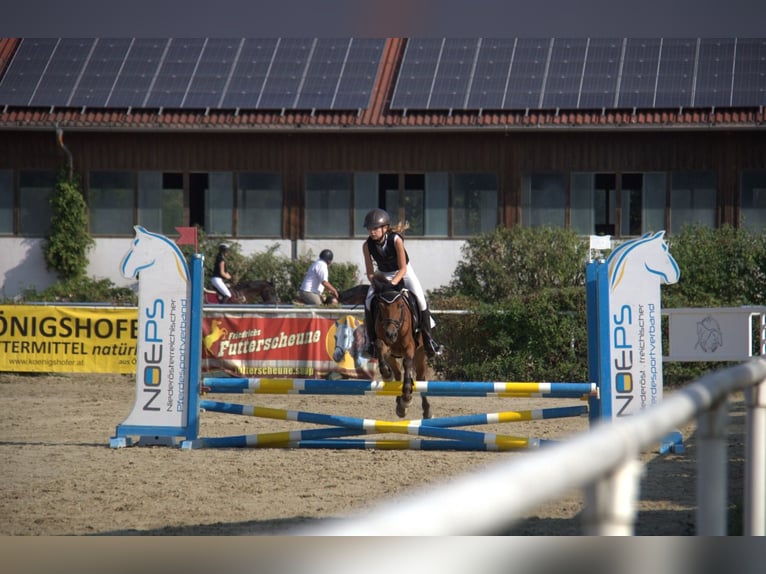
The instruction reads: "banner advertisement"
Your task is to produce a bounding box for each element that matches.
[202,311,377,379]
[0,304,138,373]
[605,231,679,418]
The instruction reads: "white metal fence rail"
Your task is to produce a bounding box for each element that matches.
[298,358,766,536]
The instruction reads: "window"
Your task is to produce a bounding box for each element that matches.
[19,171,55,236]
[0,170,12,235]
[138,172,183,236]
[89,171,134,235]
[383,172,449,237]
[452,173,498,236]
[305,173,352,237]
[620,173,667,235]
[521,173,566,228]
[670,172,717,233]
[353,173,379,237]
[237,173,282,237]
[740,170,766,231]
[570,172,667,236]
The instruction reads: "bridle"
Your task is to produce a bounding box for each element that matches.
[376,290,407,335]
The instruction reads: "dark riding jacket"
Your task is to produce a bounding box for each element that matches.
[366,232,409,272]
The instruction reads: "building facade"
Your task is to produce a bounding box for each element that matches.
[1,38,765,297]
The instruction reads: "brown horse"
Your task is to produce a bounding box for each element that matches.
[204,280,279,304]
[370,272,431,419]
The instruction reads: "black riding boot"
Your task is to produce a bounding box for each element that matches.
[363,306,376,358]
[420,309,444,358]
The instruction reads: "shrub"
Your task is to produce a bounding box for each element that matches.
[43,170,94,281]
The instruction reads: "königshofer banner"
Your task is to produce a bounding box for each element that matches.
[0,305,138,373]
[201,311,376,379]
[606,231,679,417]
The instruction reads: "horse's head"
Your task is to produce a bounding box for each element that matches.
[608,230,680,291]
[372,273,410,345]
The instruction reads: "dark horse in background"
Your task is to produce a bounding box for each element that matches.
[370,272,431,419]
[336,284,368,307]
[204,280,279,304]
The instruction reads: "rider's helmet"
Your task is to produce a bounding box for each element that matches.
[218,243,230,252]
[319,249,333,263]
[363,208,391,230]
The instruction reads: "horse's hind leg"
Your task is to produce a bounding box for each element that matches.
[420,395,431,419]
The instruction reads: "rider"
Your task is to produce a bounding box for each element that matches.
[211,243,233,303]
[361,208,443,358]
[298,249,340,305]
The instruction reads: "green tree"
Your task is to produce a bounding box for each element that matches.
[42,169,94,281]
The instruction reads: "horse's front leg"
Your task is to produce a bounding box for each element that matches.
[377,344,393,381]
[395,353,415,418]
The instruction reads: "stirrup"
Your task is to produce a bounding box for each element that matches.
[425,338,444,358]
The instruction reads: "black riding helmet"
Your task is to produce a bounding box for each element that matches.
[218,243,230,252]
[319,249,333,263]
[363,208,391,230]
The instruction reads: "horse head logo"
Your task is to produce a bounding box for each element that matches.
[120,225,189,284]
[607,231,680,292]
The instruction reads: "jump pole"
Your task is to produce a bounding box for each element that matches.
[180,400,587,449]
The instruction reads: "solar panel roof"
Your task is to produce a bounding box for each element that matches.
[390,37,766,111]
[0,38,385,111]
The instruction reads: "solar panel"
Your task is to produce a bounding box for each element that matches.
[0,38,57,105]
[467,38,516,109]
[542,38,587,109]
[69,38,132,107]
[618,38,661,108]
[428,38,479,110]
[732,38,766,107]
[144,38,205,108]
[220,38,277,109]
[256,38,311,109]
[579,38,622,109]
[331,38,385,109]
[504,38,550,109]
[182,38,240,109]
[2,37,765,112]
[30,38,94,107]
[390,38,443,110]
[106,39,167,108]
[655,38,696,108]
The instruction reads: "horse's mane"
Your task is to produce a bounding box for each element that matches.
[371,272,397,294]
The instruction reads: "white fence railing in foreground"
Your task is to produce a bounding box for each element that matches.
[296,358,766,537]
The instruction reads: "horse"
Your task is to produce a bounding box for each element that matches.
[607,230,680,292]
[370,272,431,419]
[204,280,279,304]
[234,280,279,304]
[337,284,369,306]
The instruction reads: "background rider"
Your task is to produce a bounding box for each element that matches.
[211,243,233,303]
[299,249,340,305]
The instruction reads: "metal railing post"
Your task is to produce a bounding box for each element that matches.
[696,398,729,535]
[583,457,643,535]
[745,377,766,536]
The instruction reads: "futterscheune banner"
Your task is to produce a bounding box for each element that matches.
[606,231,680,417]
